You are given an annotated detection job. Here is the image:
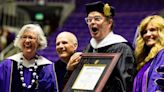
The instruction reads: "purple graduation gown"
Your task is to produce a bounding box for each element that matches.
[0,59,58,92]
[133,49,164,92]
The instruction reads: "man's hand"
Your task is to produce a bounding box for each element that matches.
[67,52,82,70]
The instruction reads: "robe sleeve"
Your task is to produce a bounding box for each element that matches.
[0,59,12,92]
[114,43,136,92]
[38,64,58,92]
[155,65,164,89]
[147,49,164,92]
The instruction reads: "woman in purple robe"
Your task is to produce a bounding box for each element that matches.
[0,24,58,92]
[133,15,164,92]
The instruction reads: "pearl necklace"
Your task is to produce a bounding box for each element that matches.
[18,57,39,89]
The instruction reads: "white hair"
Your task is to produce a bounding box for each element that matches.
[14,24,47,50]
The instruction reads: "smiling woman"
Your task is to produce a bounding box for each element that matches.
[142,23,159,48]
[20,30,39,60]
[0,24,58,92]
[133,15,164,92]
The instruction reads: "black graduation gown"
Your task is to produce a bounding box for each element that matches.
[55,60,67,92]
[55,60,72,92]
[83,42,136,92]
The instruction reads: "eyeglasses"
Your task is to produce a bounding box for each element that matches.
[21,35,37,41]
[85,16,103,24]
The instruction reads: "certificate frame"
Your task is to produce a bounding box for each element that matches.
[63,53,121,92]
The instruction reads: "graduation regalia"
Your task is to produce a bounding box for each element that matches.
[55,59,73,92]
[133,49,164,92]
[0,52,58,92]
[55,60,67,92]
[83,32,136,92]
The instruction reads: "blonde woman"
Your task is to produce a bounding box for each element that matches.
[133,15,164,92]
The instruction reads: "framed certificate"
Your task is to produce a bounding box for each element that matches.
[63,53,121,92]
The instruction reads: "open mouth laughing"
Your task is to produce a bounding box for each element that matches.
[92,27,98,32]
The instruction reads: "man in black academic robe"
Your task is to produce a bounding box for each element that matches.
[80,1,136,92]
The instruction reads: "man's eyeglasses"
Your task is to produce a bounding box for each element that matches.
[85,16,103,24]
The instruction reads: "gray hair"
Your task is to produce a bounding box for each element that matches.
[14,24,47,50]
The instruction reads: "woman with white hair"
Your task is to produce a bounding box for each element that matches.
[0,24,58,92]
